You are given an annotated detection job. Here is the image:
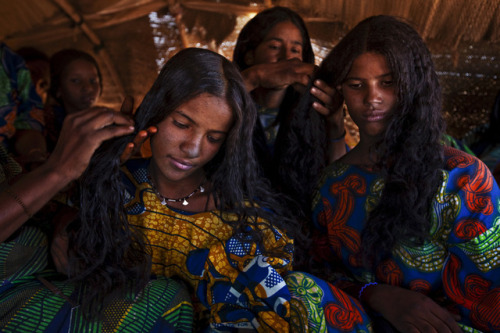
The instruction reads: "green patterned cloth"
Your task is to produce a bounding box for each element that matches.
[0,225,193,332]
[0,151,194,332]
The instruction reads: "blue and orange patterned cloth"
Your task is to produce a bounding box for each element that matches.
[122,158,295,332]
[0,43,44,150]
[311,145,500,332]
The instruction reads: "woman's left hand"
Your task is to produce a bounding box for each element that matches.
[311,79,347,161]
[310,79,344,132]
[118,95,157,163]
[365,284,462,333]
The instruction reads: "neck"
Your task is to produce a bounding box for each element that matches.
[341,139,378,168]
[252,87,286,109]
[148,161,205,200]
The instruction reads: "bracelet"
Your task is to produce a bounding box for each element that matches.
[4,188,33,218]
[330,130,346,142]
[358,282,377,300]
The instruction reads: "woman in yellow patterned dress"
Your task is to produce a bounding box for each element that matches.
[72,47,305,332]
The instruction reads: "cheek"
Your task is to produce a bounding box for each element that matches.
[60,85,78,101]
[254,48,276,64]
[203,144,224,161]
[91,85,101,97]
[343,93,361,110]
[386,92,398,109]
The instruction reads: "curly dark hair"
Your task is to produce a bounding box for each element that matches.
[232,7,315,203]
[283,15,446,268]
[68,48,303,317]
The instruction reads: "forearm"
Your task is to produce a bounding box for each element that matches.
[327,111,347,163]
[0,163,71,242]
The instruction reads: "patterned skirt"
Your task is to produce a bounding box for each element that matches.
[0,225,193,332]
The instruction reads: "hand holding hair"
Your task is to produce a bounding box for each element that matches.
[0,106,135,242]
[311,79,347,162]
[241,58,315,92]
[47,105,135,183]
[118,95,157,163]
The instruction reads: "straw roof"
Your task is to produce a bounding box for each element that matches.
[1,0,499,138]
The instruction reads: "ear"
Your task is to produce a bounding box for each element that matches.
[244,51,254,67]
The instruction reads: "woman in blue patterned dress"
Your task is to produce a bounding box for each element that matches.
[65,47,309,332]
[284,15,500,332]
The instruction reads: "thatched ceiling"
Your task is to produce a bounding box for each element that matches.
[1,0,499,138]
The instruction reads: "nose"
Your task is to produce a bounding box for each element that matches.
[365,85,382,106]
[180,134,202,158]
[81,80,93,92]
[282,47,299,61]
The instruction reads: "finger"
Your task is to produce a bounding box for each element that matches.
[132,130,149,146]
[289,60,315,75]
[107,110,134,127]
[64,107,132,133]
[311,86,332,106]
[95,123,135,143]
[429,308,462,333]
[312,101,330,116]
[120,95,135,116]
[146,126,158,136]
[313,79,335,95]
[119,142,135,163]
[83,109,134,130]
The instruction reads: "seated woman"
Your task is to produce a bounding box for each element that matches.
[285,15,500,332]
[233,6,348,218]
[44,48,102,153]
[0,107,193,331]
[62,47,310,331]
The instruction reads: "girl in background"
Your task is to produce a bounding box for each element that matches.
[233,6,348,219]
[45,49,102,152]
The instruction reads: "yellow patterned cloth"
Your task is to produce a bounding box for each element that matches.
[122,158,294,332]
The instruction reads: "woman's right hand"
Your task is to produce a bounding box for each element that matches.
[46,105,135,183]
[241,58,315,92]
[364,284,462,333]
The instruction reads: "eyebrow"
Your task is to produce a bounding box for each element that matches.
[266,37,303,47]
[175,111,229,134]
[346,72,393,81]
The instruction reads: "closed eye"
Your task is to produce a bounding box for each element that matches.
[207,135,224,143]
[348,83,362,89]
[173,120,188,129]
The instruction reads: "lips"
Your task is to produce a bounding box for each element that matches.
[169,156,194,171]
[364,110,386,122]
[82,96,96,104]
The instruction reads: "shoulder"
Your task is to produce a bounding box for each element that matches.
[439,146,500,234]
[0,43,28,75]
[442,145,492,182]
[121,158,150,199]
